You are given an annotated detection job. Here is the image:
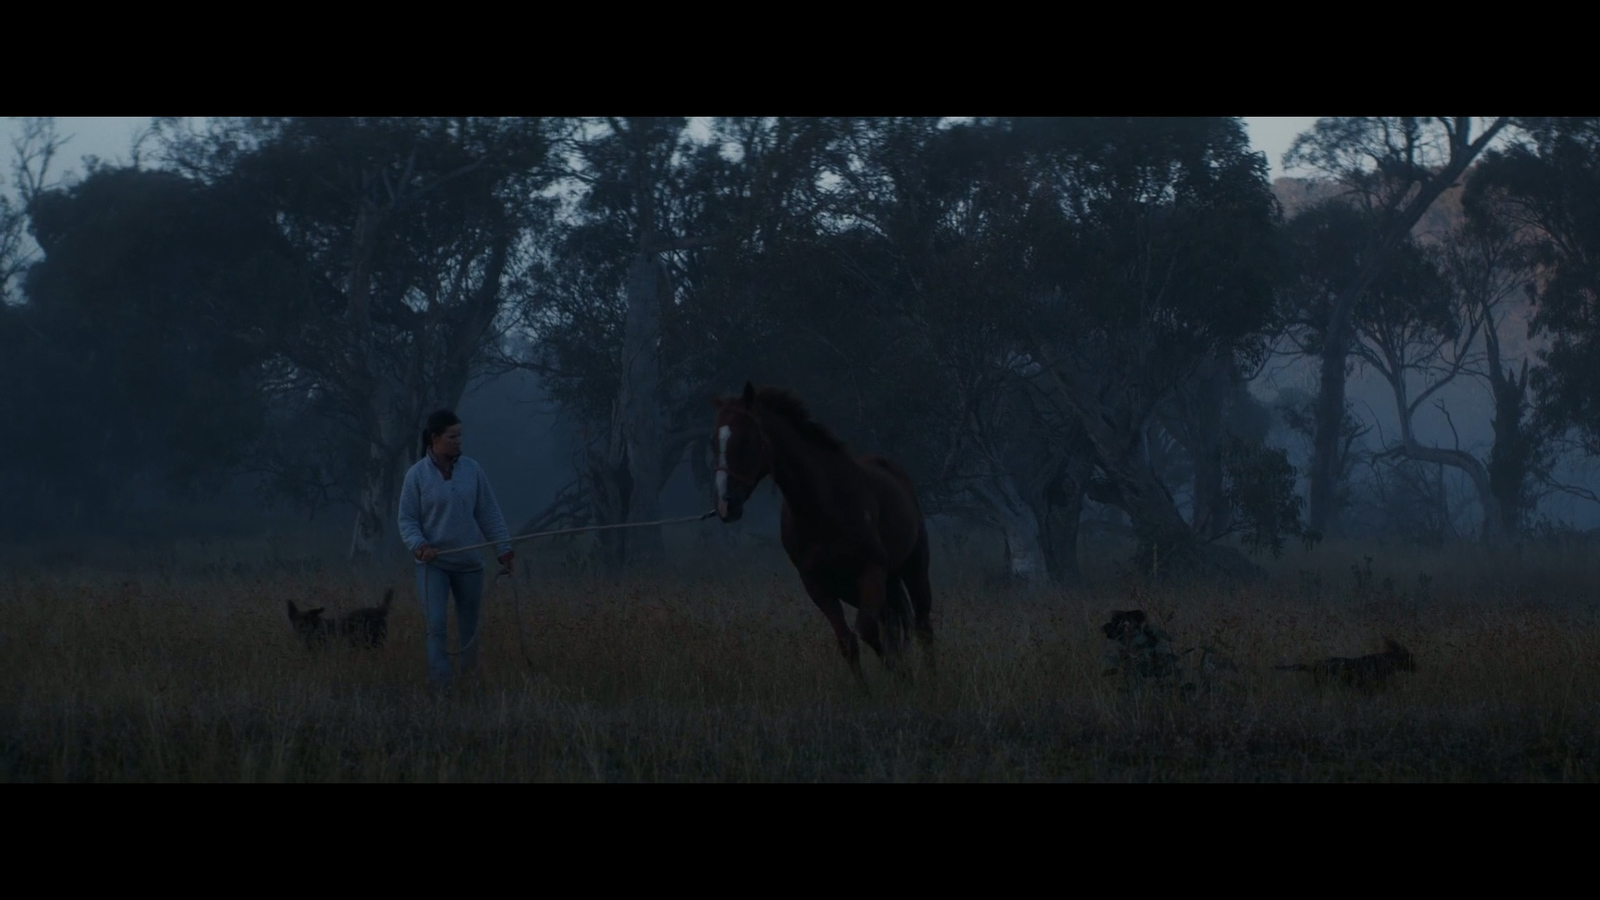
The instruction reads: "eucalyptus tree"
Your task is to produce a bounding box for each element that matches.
[508,117,842,569]
[780,117,1310,580]
[1468,117,1600,515]
[1453,175,1551,532]
[158,117,557,560]
[776,117,1094,582]
[3,116,285,529]
[1283,117,1511,536]
[15,166,283,522]
[1471,119,1600,450]
[2,118,62,309]
[1351,227,1513,540]
[1009,116,1301,577]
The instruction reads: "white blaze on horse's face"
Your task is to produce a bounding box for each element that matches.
[715,425,731,516]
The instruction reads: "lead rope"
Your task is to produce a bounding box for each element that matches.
[421,509,719,669]
[504,569,536,671]
[431,510,718,557]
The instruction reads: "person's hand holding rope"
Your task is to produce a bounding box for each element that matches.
[497,551,514,577]
[414,543,439,563]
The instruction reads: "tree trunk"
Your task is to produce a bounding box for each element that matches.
[1036,359,1261,580]
[1041,457,1090,585]
[617,252,667,569]
[999,517,1046,583]
[1398,441,1504,542]
[348,435,408,562]
[1166,353,1233,542]
[584,404,632,573]
[1191,441,1227,540]
[1487,358,1533,536]
[968,474,1047,583]
[345,198,390,562]
[1383,357,1508,543]
[1307,338,1349,536]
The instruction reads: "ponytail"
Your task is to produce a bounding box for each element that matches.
[420,409,462,459]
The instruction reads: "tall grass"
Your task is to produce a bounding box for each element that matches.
[3,533,1599,781]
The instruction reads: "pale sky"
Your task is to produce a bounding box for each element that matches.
[3,116,155,184]
[1244,117,1322,180]
[4,117,1326,188]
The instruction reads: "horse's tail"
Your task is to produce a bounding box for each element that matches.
[885,575,914,652]
[381,588,394,612]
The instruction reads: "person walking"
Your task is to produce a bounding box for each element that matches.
[398,409,514,689]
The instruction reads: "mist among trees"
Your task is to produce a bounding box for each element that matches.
[5,116,1599,580]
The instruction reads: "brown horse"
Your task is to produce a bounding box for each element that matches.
[712,382,934,688]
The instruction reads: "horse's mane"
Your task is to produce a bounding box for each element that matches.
[753,386,850,454]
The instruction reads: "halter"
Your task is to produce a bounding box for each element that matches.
[714,461,764,487]
[715,410,772,489]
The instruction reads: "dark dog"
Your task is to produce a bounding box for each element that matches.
[1276,638,1415,692]
[1100,609,1181,679]
[287,589,393,649]
[1101,609,1146,642]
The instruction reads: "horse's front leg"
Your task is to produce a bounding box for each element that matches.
[853,565,893,672]
[800,572,866,692]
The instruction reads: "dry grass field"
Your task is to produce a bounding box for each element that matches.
[4,529,1600,781]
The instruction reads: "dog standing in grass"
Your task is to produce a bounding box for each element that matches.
[287,589,394,649]
[1276,639,1415,692]
[1101,609,1182,679]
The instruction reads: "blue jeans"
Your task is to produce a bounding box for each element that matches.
[416,564,485,687]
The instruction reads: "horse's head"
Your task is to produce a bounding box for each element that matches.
[711,381,772,522]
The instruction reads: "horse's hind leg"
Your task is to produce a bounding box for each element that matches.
[902,535,936,676]
[801,572,867,692]
[884,575,908,651]
[883,575,914,676]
